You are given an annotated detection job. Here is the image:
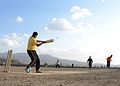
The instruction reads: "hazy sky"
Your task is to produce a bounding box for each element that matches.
[0,0,120,65]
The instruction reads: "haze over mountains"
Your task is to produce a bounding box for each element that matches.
[0,52,107,67]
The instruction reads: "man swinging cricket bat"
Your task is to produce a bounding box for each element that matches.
[25,31,54,73]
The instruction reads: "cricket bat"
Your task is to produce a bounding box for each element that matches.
[46,39,54,43]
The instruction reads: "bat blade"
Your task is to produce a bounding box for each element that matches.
[46,39,54,43]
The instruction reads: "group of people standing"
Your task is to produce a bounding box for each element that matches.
[87,55,113,68]
[25,31,113,73]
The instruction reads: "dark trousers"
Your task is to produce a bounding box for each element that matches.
[107,61,110,68]
[56,64,60,68]
[89,62,92,68]
[27,50,40,71]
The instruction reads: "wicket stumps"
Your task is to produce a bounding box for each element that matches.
[3,50,13,73]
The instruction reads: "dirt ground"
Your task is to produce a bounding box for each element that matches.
[0,66,120,86]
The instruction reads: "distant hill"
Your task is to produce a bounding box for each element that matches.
[0,58,23,65]
[0,52,106,67]
[0,58,6,65]
[40,54,86,66]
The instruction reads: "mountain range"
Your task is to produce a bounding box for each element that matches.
[0,52,106,67]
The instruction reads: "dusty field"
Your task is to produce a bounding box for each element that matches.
[0,66,120,86]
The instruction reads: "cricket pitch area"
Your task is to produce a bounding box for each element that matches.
[0,66,120,86]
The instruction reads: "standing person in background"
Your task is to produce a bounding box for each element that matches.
[87,56,93,68]
[25,31,46,73]
[107,55,113,68]
[56,60,60,68]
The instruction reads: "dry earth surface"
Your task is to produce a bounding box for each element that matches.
[0,66,120,86]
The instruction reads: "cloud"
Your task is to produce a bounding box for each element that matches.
[45,18,75,32]
[98,0,104,3]
[45,5,95,33]
[102,0,104,2]
[45,18,95,33]
[70,6,94,20]
[0,33,28,50]
[74,22,95,33]
[16,16,23,23]
[79,19,120,54]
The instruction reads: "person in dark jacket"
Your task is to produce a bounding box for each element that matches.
[87,56,93,68]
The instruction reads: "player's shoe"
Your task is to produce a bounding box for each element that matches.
[25,67,32,73]
[36,71,42,73]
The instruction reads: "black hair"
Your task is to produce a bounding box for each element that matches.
[32,31,38,36]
